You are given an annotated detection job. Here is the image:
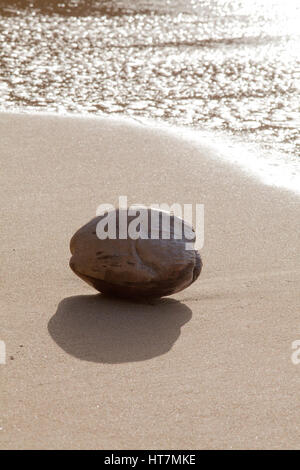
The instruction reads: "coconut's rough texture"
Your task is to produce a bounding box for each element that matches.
[70,208,202,298]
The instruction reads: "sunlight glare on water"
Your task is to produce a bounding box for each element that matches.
[0,0,299,191]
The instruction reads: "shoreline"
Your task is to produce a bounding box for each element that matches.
[1,108,299,195]
[1,111,300,449]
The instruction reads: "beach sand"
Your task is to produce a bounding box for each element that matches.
[1,112,299,449]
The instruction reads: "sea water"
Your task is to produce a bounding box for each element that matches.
[0,0,299,191]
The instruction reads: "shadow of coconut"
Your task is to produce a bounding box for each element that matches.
[48,294,192,363]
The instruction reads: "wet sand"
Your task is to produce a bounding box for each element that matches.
[0,112,300,449]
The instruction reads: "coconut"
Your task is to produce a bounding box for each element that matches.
[70,207,202,298]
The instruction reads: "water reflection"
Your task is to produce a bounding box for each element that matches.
[0,1,119,16]
[1,0,195,16]
[0,0,299,157]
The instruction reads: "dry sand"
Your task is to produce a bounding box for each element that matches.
[0,112,300,449]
